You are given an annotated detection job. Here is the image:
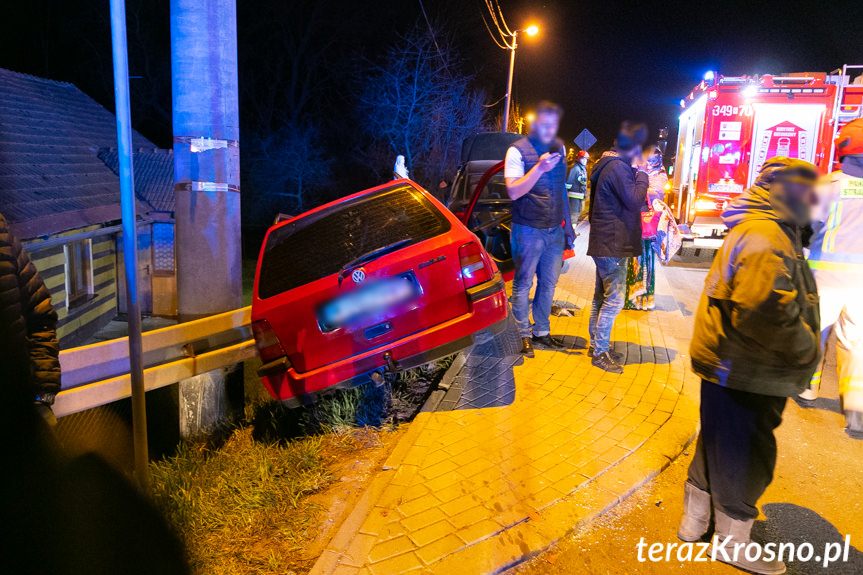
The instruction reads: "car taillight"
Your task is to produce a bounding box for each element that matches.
[252,319,286,363]
[459,241,491,289]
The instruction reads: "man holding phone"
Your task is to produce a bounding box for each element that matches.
[505,101,575,358]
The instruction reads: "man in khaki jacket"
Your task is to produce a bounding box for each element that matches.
[678,158,820,575]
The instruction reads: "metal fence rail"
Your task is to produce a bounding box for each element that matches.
[55,307,255,418]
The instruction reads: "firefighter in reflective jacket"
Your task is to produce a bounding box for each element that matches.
[566,150,589,223]
[801,118,863,437]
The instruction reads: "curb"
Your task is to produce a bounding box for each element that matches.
[420,351,467,413]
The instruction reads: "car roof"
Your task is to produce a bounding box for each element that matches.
[460,132,522,164]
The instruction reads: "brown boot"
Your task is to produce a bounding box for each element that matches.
[711,509,786,575]
[677,482,711,542]
[520,337,535,358]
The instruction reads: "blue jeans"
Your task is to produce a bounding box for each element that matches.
[589,256,628,354]
[510,223,565,337]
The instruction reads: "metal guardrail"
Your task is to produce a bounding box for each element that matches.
[54,307,256,418]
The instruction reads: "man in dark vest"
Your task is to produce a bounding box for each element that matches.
[505,101,575,358]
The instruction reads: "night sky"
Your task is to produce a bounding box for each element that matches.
[2,0,862,152]
[486,0,863,148]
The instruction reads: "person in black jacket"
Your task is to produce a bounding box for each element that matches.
[586,123,649,373]
[0,212,60,424]
[0,212,191,575]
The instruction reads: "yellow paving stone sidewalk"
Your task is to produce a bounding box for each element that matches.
[311,237,701,575]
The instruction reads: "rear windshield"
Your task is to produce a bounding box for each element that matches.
[449,165,506,210]
[258,185,451,299]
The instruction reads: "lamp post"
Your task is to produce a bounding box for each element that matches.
[503,25,538,133]
[108,0,149,491]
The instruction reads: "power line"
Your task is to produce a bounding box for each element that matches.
[479,2,509,50]
[479,0,515,50]
[485,0,508,41]
[417,0,450,74]
[494,0,514,37]
[483,93,508,107]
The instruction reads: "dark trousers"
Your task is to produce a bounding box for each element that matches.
[568,196,583,222]
[687,380,787,521]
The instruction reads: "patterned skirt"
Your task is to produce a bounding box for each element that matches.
[624,239,656,311]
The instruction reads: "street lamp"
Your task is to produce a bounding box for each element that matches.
[503,25,539,133]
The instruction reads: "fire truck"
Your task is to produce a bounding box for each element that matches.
[669,65,863,246]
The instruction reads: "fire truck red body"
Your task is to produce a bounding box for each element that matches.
[670,66,863,244]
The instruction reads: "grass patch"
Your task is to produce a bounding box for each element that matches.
[151,356,455,574]
[249,355,455,443]
[248,380,394,444]
[151,427,349,574]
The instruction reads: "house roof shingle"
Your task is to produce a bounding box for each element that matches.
[0,68,173,239]
[98,148,176,214]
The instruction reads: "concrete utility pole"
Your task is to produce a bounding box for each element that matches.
[503,39,516,134]
[502,26,537,133]
[170,0,243,436]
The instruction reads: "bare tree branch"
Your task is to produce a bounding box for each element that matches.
[353,24,490,186]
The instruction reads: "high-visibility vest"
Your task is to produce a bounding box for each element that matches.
[808,171,863,285]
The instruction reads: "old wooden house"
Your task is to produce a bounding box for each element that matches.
[0,68,177,347]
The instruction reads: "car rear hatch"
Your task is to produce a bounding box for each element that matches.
[254,183,482,373]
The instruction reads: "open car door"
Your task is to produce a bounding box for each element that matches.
[460,161,516,279]
[461,162,576,282]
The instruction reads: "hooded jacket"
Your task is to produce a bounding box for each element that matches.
[587,151,649,257]
[690,163,820,397]
[0,214,60,404]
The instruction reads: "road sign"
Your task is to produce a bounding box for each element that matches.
[574,129,597,151]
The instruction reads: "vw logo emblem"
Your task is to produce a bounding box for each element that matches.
[351,268,366,283]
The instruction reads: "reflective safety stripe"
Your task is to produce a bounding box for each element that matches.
[808,249,863,264]
[839,375,863,396]
[823,200,843,253]
[808,259,863,272]
[810,370,822,385]
[808,240,863,268]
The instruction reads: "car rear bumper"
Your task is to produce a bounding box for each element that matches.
[261,273,508,405]
[681,216,727,248]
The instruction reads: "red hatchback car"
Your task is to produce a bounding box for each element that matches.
[252,179,509,405]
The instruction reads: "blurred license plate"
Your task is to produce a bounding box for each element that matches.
[707,183,743,195]
[319,274,419,331]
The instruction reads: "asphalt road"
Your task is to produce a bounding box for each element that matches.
[510,247,863,575]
